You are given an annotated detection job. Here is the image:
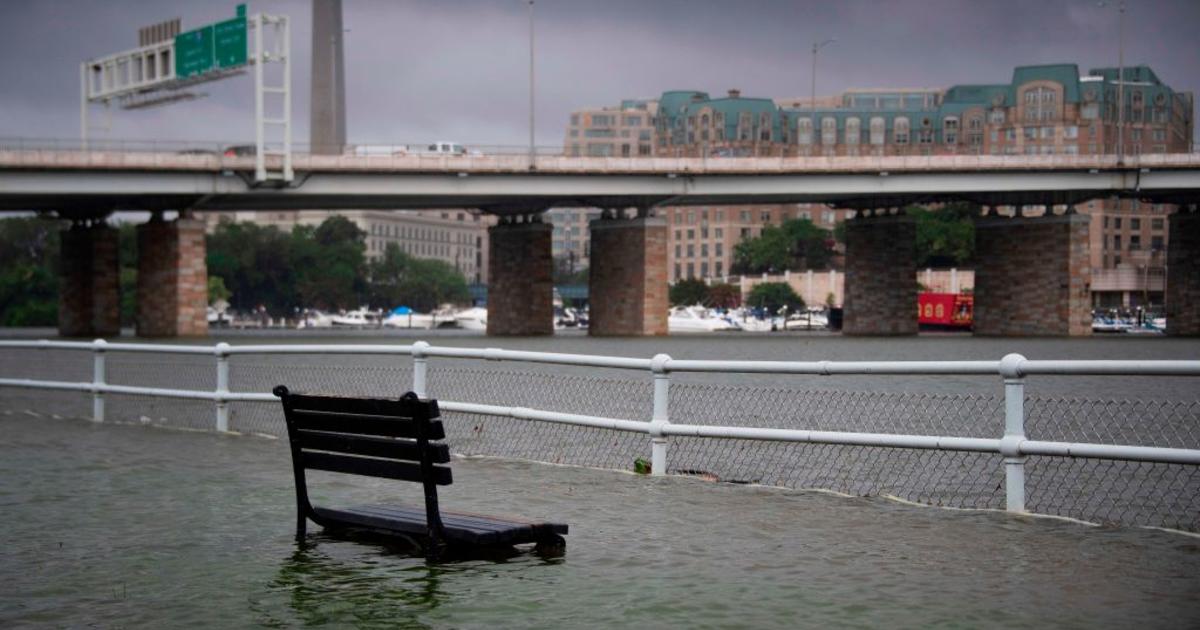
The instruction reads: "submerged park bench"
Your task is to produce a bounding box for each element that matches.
[273,386,568,558]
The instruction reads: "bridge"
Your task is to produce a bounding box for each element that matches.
[2,143,1199,339]
[3,148,1200,213]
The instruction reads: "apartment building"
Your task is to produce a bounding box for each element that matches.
[567,63,1194,303]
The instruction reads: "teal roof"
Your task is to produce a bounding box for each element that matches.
[942,84,1008,106]
[684,96,781,141]
[1010,64,1082,102]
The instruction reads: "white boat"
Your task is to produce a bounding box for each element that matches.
[382,306,457,330]
[784,309,829,331]
[727,307,777,332]
[331,309,372,327]
[296,310,334,329]
[668,306,742,333]
[453,306,488,331]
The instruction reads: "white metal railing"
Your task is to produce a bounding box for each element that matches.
[1,339,1199,516]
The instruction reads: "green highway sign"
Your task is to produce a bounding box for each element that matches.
[174,6,248,79]
[213,16,247,68]
[175,25,214,78]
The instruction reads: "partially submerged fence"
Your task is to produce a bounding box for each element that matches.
[1,339,1197,531]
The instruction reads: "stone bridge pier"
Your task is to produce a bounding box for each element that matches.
[487,214,553,336]
[136,213,208,337]
[1167,205,1200,336]
[842,210,918,336]
[587,208,668,336]
[58,220,120,337]
[973,209,1091,336]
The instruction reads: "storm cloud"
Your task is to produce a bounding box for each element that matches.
[0,0,1196,148]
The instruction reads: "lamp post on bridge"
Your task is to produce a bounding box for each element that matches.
[1099,0,1126,163]
[810,38,836,155]
[528,0,536,169]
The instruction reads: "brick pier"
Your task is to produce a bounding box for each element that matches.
[974,213,1091,336]
[487,217,553,336]
[843,213,918,335]
[1166,207,1200,336]
[136,216,209,337]
[58,222,120,337]
[588,214,668,336]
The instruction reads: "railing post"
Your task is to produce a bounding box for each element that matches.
[650,353,672,476]
[999,353,1027,513]
[215,342,230,432]
[91,338,106,422]
[412,341,429,398]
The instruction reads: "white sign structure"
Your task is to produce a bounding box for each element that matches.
[80,10,292,182]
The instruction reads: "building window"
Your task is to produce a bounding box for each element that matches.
[821,117,837,145]
[989,109,1005,124]
[943,117,959,144]
[869,117,885,145]
[715,242,723,257]
[686,244,694,258]
[1130,235,1141,250]
[675,244,681,258]
[893,117,910,144]
[1023,86,1057,122]
[797,118,813,145]
[845,117,861,145]
[1131,218,1141,230]
[1152,235,1164,251]
[1152,218,1164,230]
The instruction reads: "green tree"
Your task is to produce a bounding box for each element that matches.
[291,216,368,311]
[669,278,709,306]
[207,276,231,304]
[706,283,742,309]
[909,202,977,267]
[0,216,63,326]
[368,243,469,312]
[731,218,835,274]
[206,221,296,314]
[746,282,804,314]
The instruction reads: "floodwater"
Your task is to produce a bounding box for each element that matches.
[2,414,1199,628]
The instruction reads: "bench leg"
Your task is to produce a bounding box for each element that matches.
[295,511,307,541]
[534,533,566,556]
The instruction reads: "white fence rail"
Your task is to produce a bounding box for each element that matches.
[2,339,1199,521]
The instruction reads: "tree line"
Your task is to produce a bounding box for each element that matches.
[0,215,471,327]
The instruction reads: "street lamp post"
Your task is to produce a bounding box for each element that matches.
[528,0,536,168]
[1100,1,1126,162]
[811,38,836,154]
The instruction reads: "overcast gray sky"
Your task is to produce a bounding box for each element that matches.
[0,0,1197,148]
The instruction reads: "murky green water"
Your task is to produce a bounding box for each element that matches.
[2,414,1199,628]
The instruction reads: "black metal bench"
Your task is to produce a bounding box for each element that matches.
[273,386,567,558]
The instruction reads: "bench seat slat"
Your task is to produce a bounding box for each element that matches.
[287,393,440,419]
[303,452,453,485]
[298,430,451,463]
[292,409,445,440]
[314,504,567,547]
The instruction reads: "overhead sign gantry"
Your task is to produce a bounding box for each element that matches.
[80,4,292,182]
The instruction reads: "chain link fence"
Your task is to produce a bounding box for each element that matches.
[1,348,1197,532]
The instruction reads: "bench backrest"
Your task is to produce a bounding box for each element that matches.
[273,386,450,543]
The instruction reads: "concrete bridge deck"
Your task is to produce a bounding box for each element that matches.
[2,149,1199,213]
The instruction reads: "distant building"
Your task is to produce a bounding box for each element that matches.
[204,209,494,284]
[566,63,1194,305]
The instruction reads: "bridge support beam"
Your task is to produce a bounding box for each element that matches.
[588,210,668,336]
[974,213,1091,336]
[487,216,553,336]
[1167,206,1200,336]
[843,211,917,335]
[135,214,209,337]
[58,221,120,338]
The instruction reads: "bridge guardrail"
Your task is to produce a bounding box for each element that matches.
[0,338,1197,531]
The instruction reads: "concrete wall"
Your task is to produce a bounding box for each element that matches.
[58,223,119,337]
[1167,208,1200,336]
[974,214,1091,336]
[736,268,974,307]
[842,214,918,335]
[487,220,553,336]
[588,216,668,336]
[136,218,208,337]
